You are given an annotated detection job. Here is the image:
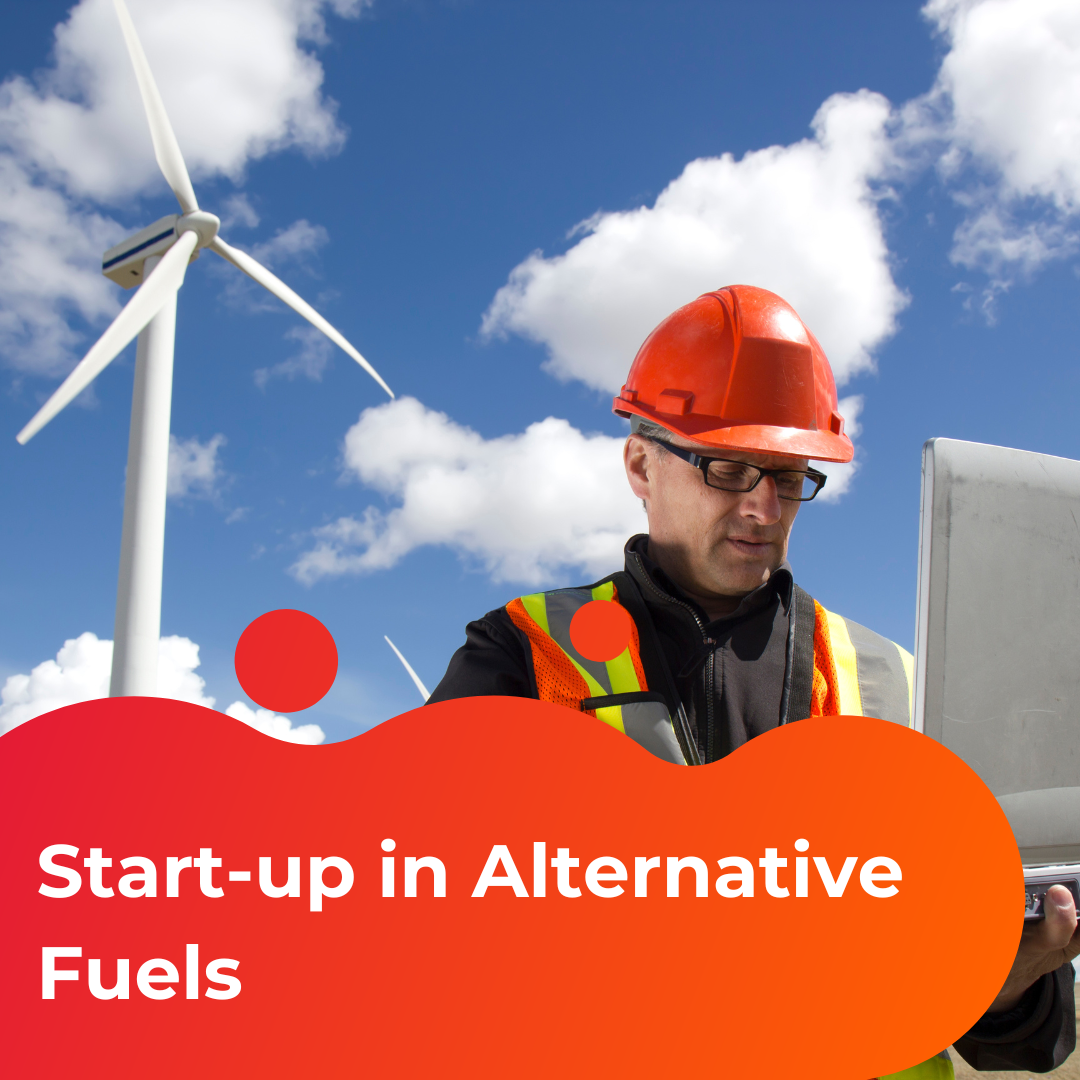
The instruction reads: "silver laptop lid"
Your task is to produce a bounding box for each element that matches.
[915,437,1080,866]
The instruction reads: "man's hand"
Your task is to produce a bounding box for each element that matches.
[987,884,1080,1013]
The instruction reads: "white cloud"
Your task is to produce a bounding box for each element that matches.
[167,433,228,501]
[0,0,365,203]
[949,202,1079,278]
[0,632,324,745]
[224,701,325,745]
[250,219,329,267]
[815,395,864,503]
[220,193,260,230]
[0,158,123,376]
[914,0,1080,279]
[925,0,1080,210]
[0,633,116,729]
[0,0,364,377]
[254,325,333,387]
[290,396,645,587]
[482,91,907,396]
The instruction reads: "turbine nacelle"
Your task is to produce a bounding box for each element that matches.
[103,211,221,289]
[102,214,180,287]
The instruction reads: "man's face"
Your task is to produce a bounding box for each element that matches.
[624,432,806,608]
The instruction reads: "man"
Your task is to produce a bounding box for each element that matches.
[429,285,1079,1075]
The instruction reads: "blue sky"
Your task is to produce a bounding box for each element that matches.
[1,0,1078,743]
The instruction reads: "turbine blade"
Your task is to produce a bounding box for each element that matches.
[210,236,394,399]
[384,637,431,702]
[17,232,198,445]
[113,0,199,214]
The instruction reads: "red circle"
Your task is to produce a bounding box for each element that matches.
[568,600,633,662]
[234,610,338,712]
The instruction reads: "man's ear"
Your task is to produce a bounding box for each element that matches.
[624,435,653,506]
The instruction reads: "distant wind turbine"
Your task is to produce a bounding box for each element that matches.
[384,637,431,702]
[16,0,393,699]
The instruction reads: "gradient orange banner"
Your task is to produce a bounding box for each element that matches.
[0,697,1021,1077]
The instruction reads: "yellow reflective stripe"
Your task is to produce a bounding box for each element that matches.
[594,705,625,733]
[592,579,641,723]
[895,642,915,728]
[559,648,618,730]
[562,652,608,704]
[823,608,863,716]
[588,580,626,732]
[605,649,641,694]
[524,583,625,733]
[520,592,550,636]
[599,647,639,734]
[591,581,615,602]
[879,1053,955,1079]
[590,579,643,696]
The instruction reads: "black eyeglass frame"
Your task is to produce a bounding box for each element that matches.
[643,436,828,502]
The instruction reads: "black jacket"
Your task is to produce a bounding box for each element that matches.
[429,535,1076,1071]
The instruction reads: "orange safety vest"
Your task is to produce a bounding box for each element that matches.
[507,576,913,766]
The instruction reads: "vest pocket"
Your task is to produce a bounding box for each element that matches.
[580,693,687,766]
[580,691,670,711]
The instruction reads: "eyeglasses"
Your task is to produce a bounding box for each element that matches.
[644,437,828,502]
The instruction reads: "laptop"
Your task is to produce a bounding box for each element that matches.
[914,437,1080,918]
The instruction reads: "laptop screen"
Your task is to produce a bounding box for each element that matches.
[915,437,1080,866]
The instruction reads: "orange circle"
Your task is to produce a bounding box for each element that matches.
[569,600,633,662]
[234,609,338,712]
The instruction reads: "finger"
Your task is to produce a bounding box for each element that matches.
[1040,885,1078,949]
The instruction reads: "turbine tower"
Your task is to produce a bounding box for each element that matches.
[16,0,393,699]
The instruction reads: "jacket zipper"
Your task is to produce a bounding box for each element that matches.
[630,555,716,764]
[703,650,716,762]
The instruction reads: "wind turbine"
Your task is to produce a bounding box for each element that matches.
[16,0,393,699]
[384,637,431,703]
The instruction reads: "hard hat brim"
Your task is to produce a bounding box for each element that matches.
[614,400,854,463]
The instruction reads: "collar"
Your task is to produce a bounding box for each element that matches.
[623,533,793,627]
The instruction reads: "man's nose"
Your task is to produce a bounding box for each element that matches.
[739,476,783,524]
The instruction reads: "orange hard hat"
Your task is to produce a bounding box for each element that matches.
[612,284,853,463]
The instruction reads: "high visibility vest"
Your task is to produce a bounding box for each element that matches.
[508,579,948,1080]
[508,579,691,763]
[506,577,915,766]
